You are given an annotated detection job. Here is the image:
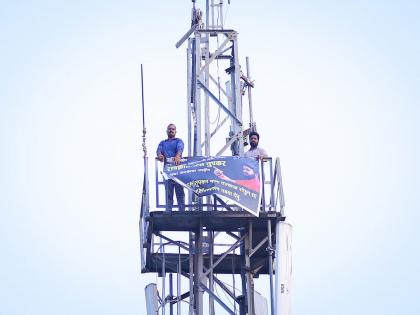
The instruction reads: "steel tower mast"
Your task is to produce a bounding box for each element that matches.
[140,1,292,314]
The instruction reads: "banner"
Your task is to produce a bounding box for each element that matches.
[163,156,262,216]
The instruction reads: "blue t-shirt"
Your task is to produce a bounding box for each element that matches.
[156,138,184,161]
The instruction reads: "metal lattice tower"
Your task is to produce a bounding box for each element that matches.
[140,1,292,314]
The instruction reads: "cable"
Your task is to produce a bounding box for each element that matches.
[214,277,235,310]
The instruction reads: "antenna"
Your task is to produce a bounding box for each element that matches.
[141,64,147,158]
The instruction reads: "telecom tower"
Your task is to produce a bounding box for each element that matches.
[139,1,292,314]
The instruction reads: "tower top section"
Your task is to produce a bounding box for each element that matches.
[190,0,230,30]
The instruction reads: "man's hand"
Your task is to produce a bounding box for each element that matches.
[214,167,223,177]
[214,167,231,181]
[174,154,181,165]
[158,153,164,162]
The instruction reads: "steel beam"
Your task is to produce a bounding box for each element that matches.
[216,129,243,156]
[176,24,198,48]
[200,284,235,315]
[212,275,240,304]
[155,232,190,252]
[203,234,246,277]
[244,221,255,315]
[197,79,242,125]
[199,35,233,75]
[209,74,231,101]
[267,220,275,315]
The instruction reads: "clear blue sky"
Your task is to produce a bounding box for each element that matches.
[1,1,419,314]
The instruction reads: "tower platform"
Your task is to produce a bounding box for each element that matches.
[146,211,284,232]
[142,211,285,275]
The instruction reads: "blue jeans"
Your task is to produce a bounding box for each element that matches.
[165,179,185,212]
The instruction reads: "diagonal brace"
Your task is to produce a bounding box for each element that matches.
[209,74,231,103]
[155,232,190,252]
[203,234,246,277]
[175,24,198,48]
[212,275,240,303]
[216,129,242,156]
[199,34,233,74]
[249,236,269,257]
[213,195,234,211]
[200,284,235,315]
[197,79,242,125]
[164,291,190,304]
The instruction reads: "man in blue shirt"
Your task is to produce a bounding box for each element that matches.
[156,123,185,212]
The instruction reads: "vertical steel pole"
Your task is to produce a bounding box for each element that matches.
[267,220,275,315]
[197,221,204,315]
[178,246,181,315]
[211,0,215,28]
[161,239,166,315]
[194,221,204,315]
[194,33,202,157]
[209,231,215,315]
[219,0,224,28]
[189,232,194,315]
[204,20,211,154]
[187,38,192,216]
[231,33,244,155]
[261,160,266,212]
[187,40,193,157]
[169,273,174,315]
[232,248,237,314]
[245,57,254,127]
[204,3,215,314]
[191,38,198,157]
[187,38,194,211]
[245,221,254,315]
[240,229,247,315]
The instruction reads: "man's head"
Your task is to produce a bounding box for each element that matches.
[249,131,260,148]
[166,124,177,139]
[242,162,258,179]
[243,165,255,177]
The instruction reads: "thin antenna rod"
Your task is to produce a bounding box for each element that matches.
[140,64,148,159]
[140,63,149,217]
[141,64,146,130]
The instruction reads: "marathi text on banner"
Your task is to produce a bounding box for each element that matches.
[163,156,262,216]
